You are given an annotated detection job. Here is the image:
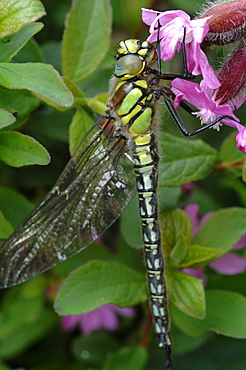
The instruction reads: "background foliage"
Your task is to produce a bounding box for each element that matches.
[0,0,246,369]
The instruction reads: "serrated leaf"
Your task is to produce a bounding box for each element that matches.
[0,211,13,238]
[170,234,188,266]
[0,63,74,108]
[69,108,94,155]
[166,268,205,318]
[62,0,112,82]
[0,0,45,38]
[54,260,147,315]
[171,290,246,339]
[159,208,193,258]
[0,109,15,128]
[193,208,246,255]
[177,244,222,268]
[159,132,218,186]
[0,23,43,63]
[0,131,50,167]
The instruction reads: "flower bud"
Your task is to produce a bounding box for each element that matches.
[214,42,246,104]
[198,0,246,46]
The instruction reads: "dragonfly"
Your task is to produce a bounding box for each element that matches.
[0,36,227,369]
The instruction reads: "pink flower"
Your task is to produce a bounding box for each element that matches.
[184,204,246,276]
[171,78,246,153]
[142,8,220,89]
[171,78,238,126]
[236,128,246,154]
[61,304,134,336]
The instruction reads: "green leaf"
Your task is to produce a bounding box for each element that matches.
[170,234,188,266]
[177,244,222,268]
[0,86,39,120]
[62,0,112,82]
[54,260,147,315]
[159,208,193,258]
[171,290,246,339]
[121,194,143,250]
[86,92,108,115]
[172,326,212,355]
[0,63,74,108]
[193,207,246,255]
[159,132,218,186]
[0,362,10,370]
[0,311,55,359]
[0,277,56,359]
[243,161,246,183]
[158,186,182,209]
[15,37,44,63]
[0,211,13,238]
[220,132,245,163]
[0,0,45,38]
[166,268,205,318]
[0,109,15,128]
[105,346,148,370]
[62,76,86,108]
[0,131,50,167]
[0,187,34,229]
[0,23,43,63]
[72,332,120,366]
[69,108,94,155]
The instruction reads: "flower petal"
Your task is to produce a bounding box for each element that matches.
[236,128,246,154]
[210,253,246,275]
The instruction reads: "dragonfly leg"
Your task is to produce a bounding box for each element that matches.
[161,89,238,137]
[153,26,194,81]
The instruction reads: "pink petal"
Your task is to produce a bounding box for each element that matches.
[171,78,239,125]
[148,9,190,32]
[236,128,246,153]
[184,204,200,234]
[141,8,160,26]
[182,267,204,280]
[189,18,210,43]
[80,310,103,335]
[113,306,135,317]
[61,315,80,331]
[233,233,246,250]
[210,253,246,275]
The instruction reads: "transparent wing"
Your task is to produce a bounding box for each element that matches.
[0,118,136,288]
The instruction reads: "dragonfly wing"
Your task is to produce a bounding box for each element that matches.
[0,118,136,288]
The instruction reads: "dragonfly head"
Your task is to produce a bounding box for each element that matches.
[114,39,157,80]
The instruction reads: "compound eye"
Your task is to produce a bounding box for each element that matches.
[114,54,144,79]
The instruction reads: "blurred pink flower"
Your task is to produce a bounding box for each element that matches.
[184,204,246,276]
[61,304,134,336]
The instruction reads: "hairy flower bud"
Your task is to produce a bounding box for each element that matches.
[214,42,246,104]
[199,0,246,46]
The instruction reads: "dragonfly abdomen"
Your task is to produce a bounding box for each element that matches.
[132,133,172,352]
